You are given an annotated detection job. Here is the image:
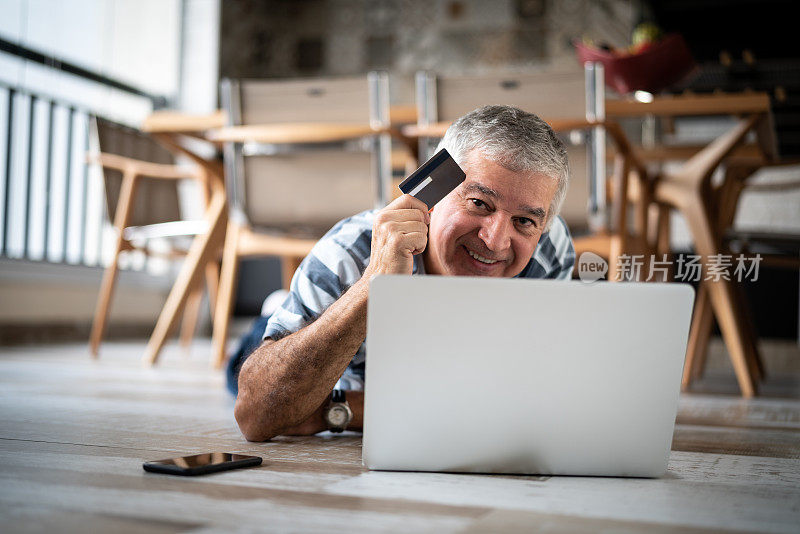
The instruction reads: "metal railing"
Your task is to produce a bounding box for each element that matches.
[0,39,169,269]
[0,83,98,265]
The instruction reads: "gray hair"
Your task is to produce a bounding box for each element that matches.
[435,105,569,232]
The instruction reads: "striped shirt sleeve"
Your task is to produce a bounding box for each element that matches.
[263,210,375,342]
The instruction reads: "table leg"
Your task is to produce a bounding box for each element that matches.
[179,283,205,349]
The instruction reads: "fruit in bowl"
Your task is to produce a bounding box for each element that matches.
[631,22,663,53]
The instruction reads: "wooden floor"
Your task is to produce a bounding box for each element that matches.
[0,338,798,533]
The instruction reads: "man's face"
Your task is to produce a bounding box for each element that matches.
[423,150,558,278]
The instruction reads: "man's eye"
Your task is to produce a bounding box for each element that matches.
[516,217,535,228]
[470,199,487,209]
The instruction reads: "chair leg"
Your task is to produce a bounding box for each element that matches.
[683,203,758,397]
[179,284,204,349]
[89,170,139,358]
[607,154,629,282]
[204,259,220,315]
[633,173,651,255]
[716,167,764,382]
[656,205,673,281]
[211,221,242,370]
[644,203,673,283]
[684,282,714,387]
[731,281,765,382]
[199,168,221,317]
[683,167,762,386]
[143,192,227,366]
[607,235,623,282]
[88,243,124,358]
[280,255,303,290]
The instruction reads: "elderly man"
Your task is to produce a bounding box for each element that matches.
[234,105,575,441]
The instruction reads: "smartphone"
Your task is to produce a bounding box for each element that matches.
[143,452,262,476]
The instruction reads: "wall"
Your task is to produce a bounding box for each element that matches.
[0,0,181,124]
[219,0,638,103]
[0,258,171,324]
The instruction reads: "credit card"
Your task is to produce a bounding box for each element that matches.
[398,148,466,210]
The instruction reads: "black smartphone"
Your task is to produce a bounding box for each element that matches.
[143,452,262,476]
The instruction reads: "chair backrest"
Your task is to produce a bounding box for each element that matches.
[92,118,182,227]
[220,73,391,236]
[415,65,606,233]
[417,69,590,124]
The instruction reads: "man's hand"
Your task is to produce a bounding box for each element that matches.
[363,194,430,278]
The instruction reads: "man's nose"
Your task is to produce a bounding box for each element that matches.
[478,214,512,252]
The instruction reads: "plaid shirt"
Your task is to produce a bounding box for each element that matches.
[263,209,575,390]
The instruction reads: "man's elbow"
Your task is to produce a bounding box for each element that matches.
[233,341,280,441]
[234,394,279,441]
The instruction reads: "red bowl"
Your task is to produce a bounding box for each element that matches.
[575,33,696,94]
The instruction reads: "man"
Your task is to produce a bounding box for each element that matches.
[234,105,574,441]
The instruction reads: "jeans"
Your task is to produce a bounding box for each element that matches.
[225,315,272,396]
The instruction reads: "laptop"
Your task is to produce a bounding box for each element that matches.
[362,275,694,477]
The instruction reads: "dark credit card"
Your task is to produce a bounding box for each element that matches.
[398,148,466,209]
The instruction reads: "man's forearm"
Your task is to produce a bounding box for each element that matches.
[235,278,370,441]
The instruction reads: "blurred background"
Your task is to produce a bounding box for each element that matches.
[0,0,797,387]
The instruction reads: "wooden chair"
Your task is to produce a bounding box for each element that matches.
[412,67,651,279]
[681,159,800,389]
[211,73,391,368]
[88,118,218,357]
[651,115,775,397]
[603,92,785,396]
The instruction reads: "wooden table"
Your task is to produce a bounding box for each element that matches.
[139,111,230,366]
[140,109,227,138]
[208,122,386,144]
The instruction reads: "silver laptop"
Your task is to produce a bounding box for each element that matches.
[362,275,694,477]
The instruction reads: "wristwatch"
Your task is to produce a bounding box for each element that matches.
[323,389,353,433]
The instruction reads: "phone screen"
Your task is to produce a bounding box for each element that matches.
[143,452,262,476]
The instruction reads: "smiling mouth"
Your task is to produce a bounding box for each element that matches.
[465,246,501,265]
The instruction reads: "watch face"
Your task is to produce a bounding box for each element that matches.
[328,406,349,427]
